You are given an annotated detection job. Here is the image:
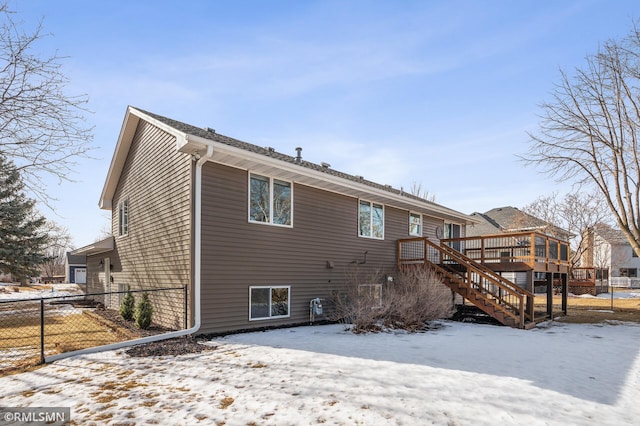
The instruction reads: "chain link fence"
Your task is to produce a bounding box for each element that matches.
[0,286,187,375]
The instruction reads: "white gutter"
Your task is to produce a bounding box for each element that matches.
[47,146,214,363]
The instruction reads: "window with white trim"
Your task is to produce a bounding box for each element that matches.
[409,212,422,236]
[359,200,384,239]
[358,284,382,308]
[249,286,290,320]
[620,268,637,278]
[249,173,292,226]
[118,199,129,236]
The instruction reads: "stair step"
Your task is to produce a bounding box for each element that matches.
[437,261,527,329]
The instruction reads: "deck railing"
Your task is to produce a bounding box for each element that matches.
[440,231,570,271]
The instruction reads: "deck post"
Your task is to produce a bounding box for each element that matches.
[561,273,568,314]
[529,233,535,268]
[546,272,553,319]
[525,271,534,320]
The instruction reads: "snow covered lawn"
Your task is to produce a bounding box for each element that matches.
[1,321,639,425]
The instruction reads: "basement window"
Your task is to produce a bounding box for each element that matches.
[249,286,290,320]
[358,284,382,308]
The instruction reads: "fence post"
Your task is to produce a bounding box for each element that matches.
[184,285,188,330]
[40,299,45,364]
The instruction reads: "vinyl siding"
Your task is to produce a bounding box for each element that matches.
[199,162,445,334]
[104,120,193,327]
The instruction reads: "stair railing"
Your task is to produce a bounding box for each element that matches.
[398,237,535,327]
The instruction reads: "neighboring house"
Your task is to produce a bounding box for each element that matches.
[72,106,477,335]
[466,206,572,291]
[468,207,573,242]
[582,223,640,288]
[65,252,87,286]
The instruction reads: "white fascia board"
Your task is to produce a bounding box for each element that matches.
[99,109,138,210]
[179,134,477,224]
[70,236,114,256]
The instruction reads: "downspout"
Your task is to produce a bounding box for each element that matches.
[191,144,214,332]
[47,145,214,363]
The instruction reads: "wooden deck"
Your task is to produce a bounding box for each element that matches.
[397,237,536,328]
[440,231,570,274]
[397,232,571,328]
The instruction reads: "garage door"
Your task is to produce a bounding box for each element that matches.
[75,268,87,284]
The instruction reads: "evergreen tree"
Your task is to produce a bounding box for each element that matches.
[0,154,49,283]
[119,286,135,321]
[135,292,153,329]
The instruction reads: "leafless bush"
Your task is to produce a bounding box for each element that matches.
[328,267,386,332]
[382,267,454,331]
[328,266,454,333]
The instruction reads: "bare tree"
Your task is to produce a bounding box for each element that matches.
[409,181,436,202]
[39,220,73,279]
[0,3,92,202]
[522,191,614,268]
[524,23,640,256]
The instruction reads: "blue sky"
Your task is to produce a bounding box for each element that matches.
[13,0,640,248]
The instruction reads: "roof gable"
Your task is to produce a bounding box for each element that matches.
[593,223,628,244]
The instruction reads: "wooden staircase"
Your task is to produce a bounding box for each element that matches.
[398,238,536,329]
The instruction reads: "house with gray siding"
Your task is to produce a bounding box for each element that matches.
[72,106,477,334]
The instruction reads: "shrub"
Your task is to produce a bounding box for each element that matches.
[327,267,385,333]
[135,292,153,329]
[119,286,135,321]
[381,267,454,331]
[328,266,454,333]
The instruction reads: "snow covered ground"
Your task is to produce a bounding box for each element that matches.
[0,283,84,301]
[1,320,639,425]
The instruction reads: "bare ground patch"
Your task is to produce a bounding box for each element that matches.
[125,337,217,357]
[535,294,640,323]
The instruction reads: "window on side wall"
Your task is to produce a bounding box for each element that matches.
[249,173,292,226]
[409,212,422,236]
[620,268,638,278]
[359,200,384,239]
[249,286,290,320]
[358,284,382,308]
[118,199,129,237]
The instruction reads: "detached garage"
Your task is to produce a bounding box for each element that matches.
[66,253,87,285]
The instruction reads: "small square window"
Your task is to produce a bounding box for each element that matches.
[358,200,384,239]
[409,212,422,236]
[249,173,292,226]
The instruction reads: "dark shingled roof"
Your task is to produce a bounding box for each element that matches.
[467,206,571,238]
[592,223,628,244]
[136,107,443,208]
